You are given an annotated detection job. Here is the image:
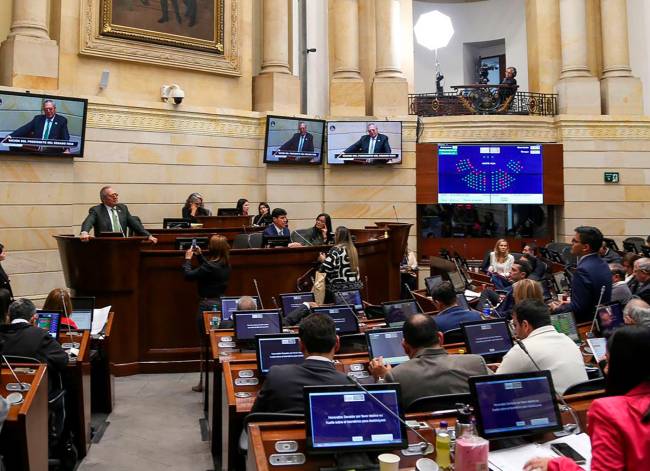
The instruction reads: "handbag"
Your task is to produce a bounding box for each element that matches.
[312,271,327,304]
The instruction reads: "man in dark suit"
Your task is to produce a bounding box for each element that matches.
[0,243,13,319]
[10,99,70,154]
[343,123,392,154]
[430,282,481,332]
[251,313,349,414]
[368,314,491,409]
[279,122,314,153]
[551,226,612,322]
[80,186,157,243]
[631,259,650,305]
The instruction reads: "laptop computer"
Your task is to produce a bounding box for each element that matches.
[381,299,420,324]
[35,310,62,339]
[595,302,624,338]
[216,208,240,216]
[255,333,304,376]
[163,218,191,229]
[447,271,466,293]
[70,296,95,331]
[311,306,359,335]
[424,275,443,296]
[262,235,291,248]
[366,327,408,366]
[233,309,283,348]
[278,292,315,315]
[550,311,580,343]
[461,319,514,362]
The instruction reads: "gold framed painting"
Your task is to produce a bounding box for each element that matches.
[100,0,224,54]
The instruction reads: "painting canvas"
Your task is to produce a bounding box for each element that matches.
[101,0,224,53]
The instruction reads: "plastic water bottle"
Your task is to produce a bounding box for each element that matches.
[210,304,219,329]
[436,420,451,469]
[482,300,491,318]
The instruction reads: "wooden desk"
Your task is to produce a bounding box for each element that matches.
[60,330,92,458]
[246,390,604,471]
[56,222,411,376]
[91,311,115,414]
[0,364,48,471]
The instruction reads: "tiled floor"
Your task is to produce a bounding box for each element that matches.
[78,373,213,471]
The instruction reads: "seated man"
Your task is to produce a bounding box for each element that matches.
[284,301,319,326]
[250,313,349,414]
[430,281,481,332]
[80,186,157,243]
[262,208,302,248]
[623,298,650,328]
[632,259,650,304]
[0,243,13,320]
[497,299,587,395]
[368,314,491,409]
[599,241,622,264]
[479,258,533,319]
[220,295,258,329]
[0,299,68,386]
[521,243,546,281]
[610,263,633,305]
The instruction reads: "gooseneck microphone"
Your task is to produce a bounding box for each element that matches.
[291,230,313,246]
[253,279,265,309]
[514,339,581,435]
[2,354,29,392]
[590,285,607,334]
[346,374,434,454]
[392,205,399,222]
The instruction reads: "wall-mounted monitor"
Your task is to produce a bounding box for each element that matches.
[263,115,325,164]
[0,91,88,157]
[327,121,402,165]
[438,144,543,204]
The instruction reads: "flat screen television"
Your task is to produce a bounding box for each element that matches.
[0,91,87,157]
[438,144,543,204]
[327,121,402,165]
[263,115,325,164]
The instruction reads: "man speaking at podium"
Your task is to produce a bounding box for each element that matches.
[279,121,314,153]
[80,186,157,243]
[343,123,391,155]
[9,99,70,154]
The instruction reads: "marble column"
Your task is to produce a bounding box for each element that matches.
[599,0,642,114]
[555,0,601,114]
[253,0,300,113]
[0,0,59,88]
[329,0,366,116]
[371,0,408,116]
[525,0,562,94]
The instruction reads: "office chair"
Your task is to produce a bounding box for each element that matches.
[238,412,304,453]
[248,232,263,249]
[441,328,464,344]
[232,233,250,249]
[563,377,606,396]
[406,393,472,413]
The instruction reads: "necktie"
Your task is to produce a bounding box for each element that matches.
[369,138,376,154]
[298,136,304,152]
[111,208,123,234]
[43,120,52,139]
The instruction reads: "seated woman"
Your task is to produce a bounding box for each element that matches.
[482,238,514,289]
[300,213,333,245]
[252,202,272,227]
[400,246,418,298]
[318,226,361,303]
[182,193,212,221]
[43,288,78,329]
[524,325,650,471]
[236,198,250,216]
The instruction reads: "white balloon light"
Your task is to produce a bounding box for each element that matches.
[414,10,454,51]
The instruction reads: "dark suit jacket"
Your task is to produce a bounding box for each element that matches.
[555,253,612,322]
[279,132,314,152]
[434,306,482,333]
[0,263,12,316]
[251,359,349,414]
[0,323,68,374]
[262,224,290,237]
[13,114,70,153]
[0,264,12,298]
[386,347,491,409]
[80,203,150,237]
[634,282,650,305]
[344,134,391,154]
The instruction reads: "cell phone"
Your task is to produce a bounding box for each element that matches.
[190,238,198,250]
[550,443,586,465]
[586,337,607,363]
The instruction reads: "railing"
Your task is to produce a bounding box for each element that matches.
[409,87,558,117]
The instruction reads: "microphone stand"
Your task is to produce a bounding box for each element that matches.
[514,339,581,435]
[589,286,607,335]
[253,279,265,309]
[291,230,314,246]
[2,354,30,392]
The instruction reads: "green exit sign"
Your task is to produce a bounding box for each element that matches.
[604,172,620,183]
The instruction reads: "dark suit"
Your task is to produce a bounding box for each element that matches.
[251,359,349,414]
[80,203,150,237]
[434,306,482,333]
[262,224,290,237]
[555,253,612,322]
[0,263,12,317]
[386,347,491,409]
[634,282,650,305]
[344,134,391,154]
[279,132,314,152]
[12,114,70,153]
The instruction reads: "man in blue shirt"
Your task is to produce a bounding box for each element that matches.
[431,281,482,332]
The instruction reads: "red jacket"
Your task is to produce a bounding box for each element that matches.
[60,316,78,330]
[549,382,650,471]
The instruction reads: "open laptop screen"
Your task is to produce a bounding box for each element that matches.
[448,271,466,292]
[35,310,62,339]
[470,371,562,439]
[233,309,282,341]
[462,319,513,361]
[70,296,95,331]
[255,333,304,375]
[550,312,579,343]
[279,292,315,315]
[311,306,359,335]
[381,300,419,324]
[366,328,408,366]
[596,302,624,338]
[424,276,443,296]
[304,384,407,453]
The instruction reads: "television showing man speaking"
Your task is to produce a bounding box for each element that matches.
[0,91,88,157]
[327,121,402,165]
[263,115,325,164]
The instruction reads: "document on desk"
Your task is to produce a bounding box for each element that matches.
[488,434,591,471]
[92,305,111,335]
[465,289,480,299]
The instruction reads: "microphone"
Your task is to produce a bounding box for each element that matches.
[404,283,426,314]
[590,285,607,334]
[346,375,434,454]
[514,339,581,435]
[392,205,399,222]
[252,279,265,309]
[2,354,30,392]
[60,290,81,352]
[271,296,279,309]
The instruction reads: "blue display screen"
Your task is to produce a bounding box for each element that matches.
[438,144,544,204]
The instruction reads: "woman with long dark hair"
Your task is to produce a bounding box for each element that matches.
[308,213,333,245]
[236,198,250,216]
[182,192,211,221]
[524,326,650,471]
[318,226,361,303]
[183,235,231,392]
[43,287,78,329]
[253,202,272,226]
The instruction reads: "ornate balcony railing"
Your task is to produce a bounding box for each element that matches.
[409,86,558,117]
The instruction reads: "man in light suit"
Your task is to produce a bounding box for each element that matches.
[368,313,491,410]
[10,99,70,154]
[279,122,314,153]
[80,186,157,243]
[344,123,392,155]
[251,313,349,414]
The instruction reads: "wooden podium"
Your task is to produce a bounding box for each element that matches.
[55,223,411,376]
